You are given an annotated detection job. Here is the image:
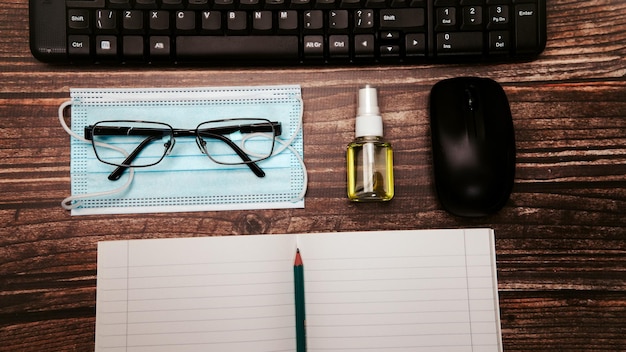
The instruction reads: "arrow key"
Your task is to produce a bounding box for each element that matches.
[380,31,400,41]
[405,33,426,56]
[380,44,400,57]
[354,34,375,57]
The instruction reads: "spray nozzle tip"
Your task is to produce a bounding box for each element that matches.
[358,85,380,116]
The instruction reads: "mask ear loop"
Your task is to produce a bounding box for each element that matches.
[57,101,135,210]
[240,97,308,203]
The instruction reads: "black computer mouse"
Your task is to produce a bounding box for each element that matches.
[429,77,515,217]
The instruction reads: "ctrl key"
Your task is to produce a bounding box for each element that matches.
[68,35,91,57]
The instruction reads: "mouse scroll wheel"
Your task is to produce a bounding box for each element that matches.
[465,88,476,111]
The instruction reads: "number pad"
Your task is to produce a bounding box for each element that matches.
[435,3,516,56]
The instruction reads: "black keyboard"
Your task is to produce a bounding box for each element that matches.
[29,0,546,64]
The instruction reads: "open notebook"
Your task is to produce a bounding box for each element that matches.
[96,229,502,352]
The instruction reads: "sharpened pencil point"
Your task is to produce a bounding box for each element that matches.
[294,248,303,266]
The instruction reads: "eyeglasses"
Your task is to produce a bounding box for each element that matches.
[84,118,281,181]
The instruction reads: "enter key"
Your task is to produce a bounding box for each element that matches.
[515,3,540,54]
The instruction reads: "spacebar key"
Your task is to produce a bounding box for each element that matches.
[176,36,299,61]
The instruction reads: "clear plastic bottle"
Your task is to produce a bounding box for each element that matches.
[347,85,394,202]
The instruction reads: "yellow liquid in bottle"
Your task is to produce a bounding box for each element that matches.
[347,136,394,202]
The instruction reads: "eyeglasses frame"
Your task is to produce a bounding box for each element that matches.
[84,118,282,181]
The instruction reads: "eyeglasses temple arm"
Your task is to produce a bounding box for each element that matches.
[196,121,281,137]
[200,134,265,178]
[108,135,164,181]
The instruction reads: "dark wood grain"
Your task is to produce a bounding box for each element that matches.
[1,0,626,351]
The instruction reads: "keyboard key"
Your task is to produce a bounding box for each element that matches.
[405,33,426,56]
[150,36,170,57]
[290,0,311,8]
[135,0,157,9]
[380,44,400,57]
[488,5,509,28]
[303,35,325,58]
[201,11,222,31]
[214,0,236,8]
[227,11,247,32]
[380,31,400,41]
[68,10,90,30]
[265,0,286,8]
[123,10,143,31]
[162,0,183,9]
[253,11,273,31]
[515,3,538,53]
[354,34,375,57]
[315,0,335,8]
[340,0,361,8]
[366,0,387,8]
[123,36,144,58]
[68,35,91,56]
[109,0,131,8]
[150,36,170,59]
[149,11,170,31]
[188,0,209,9]
[304,10,324,31]
[380,8,425,29]
[239,0,261,8]
[96,35,117,56]
[329,10,349,30]
[489,30,509,53]
[278,10,299,32]
[176,11,196,31]
[462,6,482,29]
[329,35,350,57]
[436,31,483,55]
[176,36,299,60]
[435,7,456,30]
[96,10,116,31]
[355,9,375,29]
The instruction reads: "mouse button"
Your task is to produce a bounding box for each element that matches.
[430,101,467,141]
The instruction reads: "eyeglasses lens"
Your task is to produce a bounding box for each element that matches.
[91,121,173,167]
[195,119,275,165]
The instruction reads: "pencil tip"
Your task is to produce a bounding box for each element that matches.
[294,248,303,266]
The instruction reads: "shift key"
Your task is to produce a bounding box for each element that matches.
[515,4,538,54]
[379,9,425,29]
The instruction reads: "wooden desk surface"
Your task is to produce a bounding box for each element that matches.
[1,1,625,351]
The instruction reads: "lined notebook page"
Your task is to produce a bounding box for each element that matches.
[96,229,501,352]
[96,235,298,352]
[297,229,501,352]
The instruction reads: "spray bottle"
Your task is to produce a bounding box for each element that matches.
[346,85,394,202]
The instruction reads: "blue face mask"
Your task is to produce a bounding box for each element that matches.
[58,85,306,215]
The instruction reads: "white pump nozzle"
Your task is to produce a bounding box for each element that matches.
[355,85,383,138]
